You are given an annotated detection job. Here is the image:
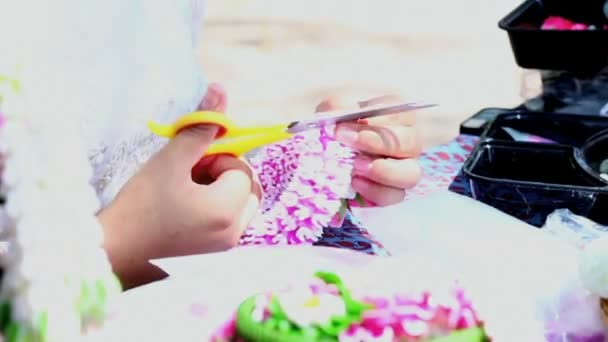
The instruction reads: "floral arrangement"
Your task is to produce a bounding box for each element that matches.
[0,67,121,341]
[242,125,359,245]
[212,271,487,341]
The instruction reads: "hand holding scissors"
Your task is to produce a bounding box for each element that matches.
[148,102,436,158]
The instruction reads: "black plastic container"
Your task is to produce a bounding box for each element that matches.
[499,0,608,72]
[460,109,608,226]
[577,128,608,181]
[481,110,608,146]
[459,108,514,136]
[464,141,607,226]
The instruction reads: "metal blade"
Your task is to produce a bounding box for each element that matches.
[286,102,436,134]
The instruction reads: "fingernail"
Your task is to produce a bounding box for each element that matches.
[353,156,373,175]
[199,93,218,110]
[199,83,227,112]
[335,127,359,146]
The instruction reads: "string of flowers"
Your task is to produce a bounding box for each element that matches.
[0,66,120,341]
[241,125,359,245]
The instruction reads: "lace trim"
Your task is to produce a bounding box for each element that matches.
[89,131,166,210]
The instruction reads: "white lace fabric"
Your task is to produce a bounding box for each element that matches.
[0,0,208,337]
[5,0,212,209]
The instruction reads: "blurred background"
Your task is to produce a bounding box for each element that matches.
[199,0,539,147]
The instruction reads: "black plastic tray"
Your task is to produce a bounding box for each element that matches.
[461,109,608,226]
[499,0,608,72]
[459,108,514,136]
[481,111,608,146]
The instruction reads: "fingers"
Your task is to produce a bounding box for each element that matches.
[194,155,259,229]
[352,176,406,207]
[164,125,220,168]
[224,192,260,248]
[335,122,421,159]
[162,82,228,171]
[316,94,420,158]
[316,94,423,207]
[202,155,262,199]
[316,94,416,126]
[353,156,422,189]
[359,95,416,126]
[197,169,252,228]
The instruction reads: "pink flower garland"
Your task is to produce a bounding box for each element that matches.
[210,277,482,341]
[240,126,356,245]
[341,288,481,340]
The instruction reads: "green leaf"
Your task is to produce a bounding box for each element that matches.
[267,297,288,321]
[316,315,353,337]
[301,327,319,339]
[77,277,118,325]
[313,272,343,287]
[5,321,26,342]
[277,320,291,332]
[264,318,278,330]
[337,200,348,220]
[76,280,92,314]
[95,280,108,307]
[0,301,12,330]
[36,311,49,342]
[354,193,367,207]
[343,298,372,316]
[430,327,487,342]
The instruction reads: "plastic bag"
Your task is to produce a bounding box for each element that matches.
[543,209,608,250]
[352,190,607,341]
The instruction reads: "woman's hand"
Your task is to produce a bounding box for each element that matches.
[99,84,260,289]
[316,95,423,207]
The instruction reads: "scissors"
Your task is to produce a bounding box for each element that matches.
[148,102,436,157]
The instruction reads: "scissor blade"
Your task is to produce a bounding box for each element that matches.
[286,102,436,134]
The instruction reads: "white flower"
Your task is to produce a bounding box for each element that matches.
[271,234,288,245]
[278,288,346,327]
[296,227,322,242]
[270,203,289,219]
[281,191,300,207]
[281,216,298,232]
[296,185,314,198]
[299,156,324,171]
[295,207,311,221]
[315,196,334,213]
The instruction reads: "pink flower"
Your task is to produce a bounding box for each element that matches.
[240,126,355,246]
[541,16,574,30]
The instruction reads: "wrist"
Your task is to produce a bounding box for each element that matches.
[98,201,167,289]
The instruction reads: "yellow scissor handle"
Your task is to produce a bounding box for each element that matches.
[148,111,293,157]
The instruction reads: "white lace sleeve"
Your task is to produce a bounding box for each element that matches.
[2,0,209,210]
[79,0,208,208]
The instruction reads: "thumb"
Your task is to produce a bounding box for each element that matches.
[162,83,227,168]
[166,124,219,167]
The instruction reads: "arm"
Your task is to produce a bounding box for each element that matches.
[99,203,168,290]
[97,86,259,290]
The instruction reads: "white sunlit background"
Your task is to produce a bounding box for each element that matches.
[199,0,536,148]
